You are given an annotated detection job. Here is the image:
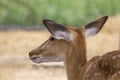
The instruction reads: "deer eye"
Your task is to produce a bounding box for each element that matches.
[50,37,55,41]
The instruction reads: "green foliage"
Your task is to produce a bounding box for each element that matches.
[0,0,120,27]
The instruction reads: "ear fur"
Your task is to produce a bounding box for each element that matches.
[85,16,108,37]
[43,20,74,41]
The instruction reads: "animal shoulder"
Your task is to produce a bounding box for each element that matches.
[83,50,120,80]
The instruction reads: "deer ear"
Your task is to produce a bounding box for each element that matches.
[85,16,108,37]
[43,19,74,41]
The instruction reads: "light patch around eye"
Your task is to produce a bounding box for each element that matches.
[53,31,74,41]
[85,27,98,37]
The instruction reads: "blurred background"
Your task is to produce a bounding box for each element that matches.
[0,0,120,80]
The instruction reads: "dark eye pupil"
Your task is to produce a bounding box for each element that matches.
[50,37,54,41]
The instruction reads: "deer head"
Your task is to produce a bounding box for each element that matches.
[29,16,108,64]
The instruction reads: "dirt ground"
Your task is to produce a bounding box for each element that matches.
[0,16,120,80]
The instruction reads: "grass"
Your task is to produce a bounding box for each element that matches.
[0,0,120,26]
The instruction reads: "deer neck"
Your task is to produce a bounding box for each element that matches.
[65,29,87,80]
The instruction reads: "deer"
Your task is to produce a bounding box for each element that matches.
[29,16,120,80]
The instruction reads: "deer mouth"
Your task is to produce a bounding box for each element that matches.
[29,54,64,64]
[29,55,44,63]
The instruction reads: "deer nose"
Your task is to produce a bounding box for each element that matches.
[29,51,42,63]
[29,51,39,60]
[29,51,36,59]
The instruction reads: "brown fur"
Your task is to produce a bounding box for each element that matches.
[84,50,120,80]
[29,16,120,80]
[65,28,87,80]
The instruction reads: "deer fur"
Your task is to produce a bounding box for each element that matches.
[29,16,120,80]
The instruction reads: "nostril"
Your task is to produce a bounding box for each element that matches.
[29,51,34,57]
[29,52,32,57]
[29,52,34,59]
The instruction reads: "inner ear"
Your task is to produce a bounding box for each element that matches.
[43,19,74,41]
[43,20,68,35]
[85,16,108,37]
